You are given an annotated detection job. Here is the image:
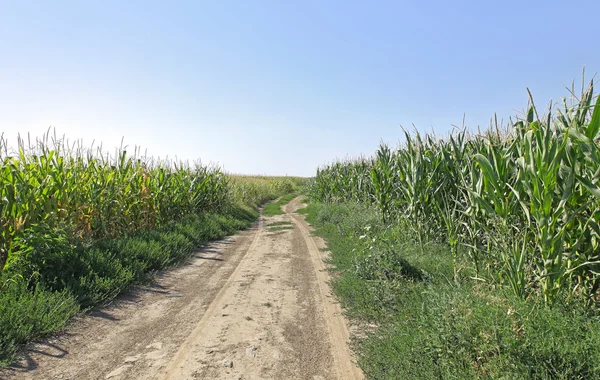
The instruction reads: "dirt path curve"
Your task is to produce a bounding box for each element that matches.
[2,198,363,380]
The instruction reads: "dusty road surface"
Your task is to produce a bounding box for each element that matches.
[2,197,363,380]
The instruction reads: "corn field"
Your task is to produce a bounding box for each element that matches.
[311,81,600,305]
[228,175,297,209]
[0,132,292,272]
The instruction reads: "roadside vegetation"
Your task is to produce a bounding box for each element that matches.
[0,132,305,365]
[306,81,600,378]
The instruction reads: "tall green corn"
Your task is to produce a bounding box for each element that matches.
[311,79,600,305]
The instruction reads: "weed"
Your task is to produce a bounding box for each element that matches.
[263,193,297,216]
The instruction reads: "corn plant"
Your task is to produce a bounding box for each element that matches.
[311,78,600,305]
[0,131,298,271]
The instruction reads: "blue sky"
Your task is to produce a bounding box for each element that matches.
[1,1,598,176]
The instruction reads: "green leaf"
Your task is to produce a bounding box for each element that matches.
[559,165,574,202]
[577,175,600,200]
[473,153,504,199]
[507,183,531,224]
[527,106,535,123]
[586,93,600,139]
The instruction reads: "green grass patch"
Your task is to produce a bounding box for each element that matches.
[267,226,294,232]
[266,221,294,232]
[293,196,311,215]
[295,206,309,215]
[267,221,293,227]
[0,278,79,365]
[0,205,258,366]
[306,201,600,379]
[263,193,297,216]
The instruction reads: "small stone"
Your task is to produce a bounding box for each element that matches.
[145,342,163,350]
[222,359,234,368]
[246,346,257,358]
[105,366,128,379]
[124,355,139,363]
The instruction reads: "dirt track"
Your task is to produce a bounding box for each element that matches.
[2,198,363,380]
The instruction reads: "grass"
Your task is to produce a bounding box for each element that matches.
[295,206,309,215]
[262,193,297,216]
[267,221,294,232]
[0,280,79,365]
[267,221,293,227]
[305,200,600,379]
[267,226,294,232]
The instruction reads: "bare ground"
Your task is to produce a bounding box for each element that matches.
[1,198,363,380]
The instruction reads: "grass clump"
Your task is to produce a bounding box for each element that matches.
[267,226,294,232]
[295,207,309,215]
[0,277,78,366]
[267,221,293,227]
[263,193,297,216]
[306,201,600,379]
[266,221,294,232]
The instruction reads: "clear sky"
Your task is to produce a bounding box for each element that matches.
[1,1,598,176]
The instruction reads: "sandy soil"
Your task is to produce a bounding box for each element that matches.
[2,197,363,380]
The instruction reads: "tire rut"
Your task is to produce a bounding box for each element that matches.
[2,199,363,380]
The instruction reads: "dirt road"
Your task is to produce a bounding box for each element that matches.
[2,198,363,380]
